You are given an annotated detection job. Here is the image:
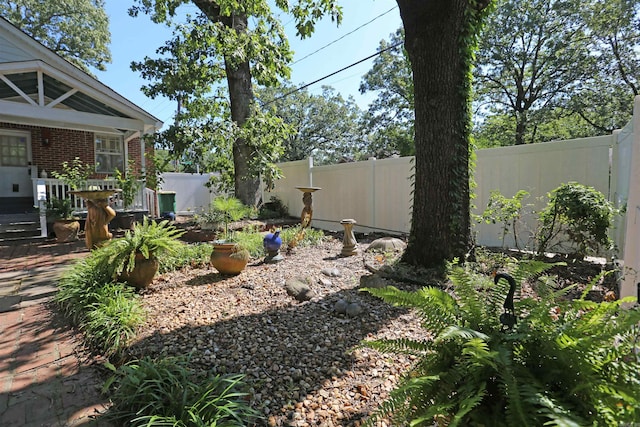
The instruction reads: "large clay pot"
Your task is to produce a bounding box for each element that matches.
[210,241,249,275]
[120,253,159,288]
[52,219,80,243]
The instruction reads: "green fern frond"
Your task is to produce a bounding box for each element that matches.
[436,325,489,343]
[579,270,614,300]
[448,266,488,328]
[361,338,430,356]
[511,260,561,284]
[363,285,458,333]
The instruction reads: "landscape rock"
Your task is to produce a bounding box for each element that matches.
[321,268,342,277]
[285,277,314,301]
[334,298,348,314]
[359,274,388,289]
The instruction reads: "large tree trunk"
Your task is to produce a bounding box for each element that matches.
[194,2,260,206]
[397,0,473,268]
[225,13,260,206]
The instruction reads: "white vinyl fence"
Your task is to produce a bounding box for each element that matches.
[159,172,221,215]
[160,97,640,299]
[264,96,640,300]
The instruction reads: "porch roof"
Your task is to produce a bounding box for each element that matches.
[0,17,162,138]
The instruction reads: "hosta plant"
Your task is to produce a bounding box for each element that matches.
[361,261,640,426]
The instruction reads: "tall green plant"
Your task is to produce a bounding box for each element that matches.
[361,262,640,426]
[211,196,252,240]
[54,253,145,358]
[537,182,615,257]
[480,189,530,249]
[103,356,261,426]
[51,157,93,190]
[114,159,142,209]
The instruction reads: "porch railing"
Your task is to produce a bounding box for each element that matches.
[32,178,150,213]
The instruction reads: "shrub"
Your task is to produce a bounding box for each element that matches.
[480,189,530,249]
[361,262,640,426]
[51,156,93,190]
[103,356,262,426]
[280,225,324,249]
[259,196,289,219]
[537,182,615,258]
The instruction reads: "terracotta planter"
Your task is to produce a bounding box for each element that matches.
[210,241,249,275]
[52,219,80,243]
[120,253,159,289]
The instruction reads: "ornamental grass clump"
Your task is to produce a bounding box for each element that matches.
[103,356,262,426]
[361,261,640,426]
[54,254,144,358]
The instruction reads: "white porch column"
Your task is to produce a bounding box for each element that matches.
[621,95,640,301]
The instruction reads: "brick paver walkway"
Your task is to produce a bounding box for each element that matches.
[0,239,113,426]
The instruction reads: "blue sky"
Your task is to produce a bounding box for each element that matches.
[96,1,403,129]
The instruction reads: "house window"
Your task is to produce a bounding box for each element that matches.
[0,133,28,166]
[95,134,124,174]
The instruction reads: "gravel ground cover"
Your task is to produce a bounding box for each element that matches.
[129,236,423,427]
[126,233,617,427]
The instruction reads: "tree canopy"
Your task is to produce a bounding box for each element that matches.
[256,84,367,164]
[359,28,415,157]
[129,0,342,204]
[474,0,640,146]
[1,0,111,73]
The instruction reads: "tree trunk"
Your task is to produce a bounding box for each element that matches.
[225,13,260,206]
[515,111,527,145]
[397,0,472,268]
[194,2,260,206]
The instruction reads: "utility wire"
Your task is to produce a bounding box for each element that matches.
[293,6,398,65]
[263,40,403,106]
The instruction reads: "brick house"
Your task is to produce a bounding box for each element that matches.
[0,16,162,222]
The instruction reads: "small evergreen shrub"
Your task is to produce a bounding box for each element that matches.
[480,189,530,249]
[258,196,289,219]
[103,356,261,426]
[361,262,640,426]
[537,182,615,257]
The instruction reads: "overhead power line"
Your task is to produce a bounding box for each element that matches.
[263,40,403,106]
[293,6,399,65]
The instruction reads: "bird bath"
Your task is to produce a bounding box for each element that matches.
[71,189,119,249]
[295,186,321,228]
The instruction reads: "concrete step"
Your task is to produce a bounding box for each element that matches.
[0,214,43,242]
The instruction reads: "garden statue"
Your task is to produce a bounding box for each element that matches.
[86,197,116,249]
[295,186,321,228]
[72,189,119,249]
[495,272,517,330]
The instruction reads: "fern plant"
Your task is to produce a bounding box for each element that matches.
[361,261,640,426]
[98,217,185,276]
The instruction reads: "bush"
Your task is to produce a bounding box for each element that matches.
[259,196,289,219]
[479,189,530,249]
[103,356,262,426]
[537,182,615,257]
[361,262,640,426]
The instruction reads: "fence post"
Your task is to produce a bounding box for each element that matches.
[621,95,640,300]
[307,156,314,187]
